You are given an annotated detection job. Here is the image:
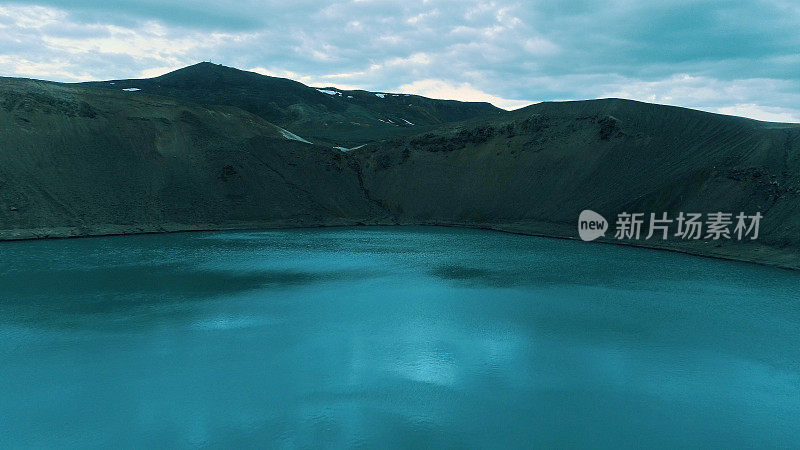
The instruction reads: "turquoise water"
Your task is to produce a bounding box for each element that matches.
[0,226,798,448]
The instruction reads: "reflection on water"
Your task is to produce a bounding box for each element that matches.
[1,226,799,448]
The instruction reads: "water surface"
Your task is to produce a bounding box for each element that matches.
[1,227,798,448]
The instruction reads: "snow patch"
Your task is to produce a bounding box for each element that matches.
[401,118,415,126]
[375,93,386,98]
[333,144,367,152]
[276,126,312,144]
[122,88,140,92]
[317,89,340,96]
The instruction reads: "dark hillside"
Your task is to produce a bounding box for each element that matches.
[3,70,798,268]
[0,77,382,238]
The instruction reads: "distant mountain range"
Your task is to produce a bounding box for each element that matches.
[83,62,503,148]
[2,63,798,268]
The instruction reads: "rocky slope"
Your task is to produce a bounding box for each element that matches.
[353,99,800,267]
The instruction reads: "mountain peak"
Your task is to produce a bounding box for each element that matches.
[154,62,257,82]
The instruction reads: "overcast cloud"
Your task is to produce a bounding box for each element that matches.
[1,1,798,121]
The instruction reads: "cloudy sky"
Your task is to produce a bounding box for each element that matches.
[1,1,798,121]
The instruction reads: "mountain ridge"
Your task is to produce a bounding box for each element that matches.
[82,62,504,148]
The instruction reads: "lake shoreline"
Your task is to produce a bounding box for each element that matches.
[1,220,798,272]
